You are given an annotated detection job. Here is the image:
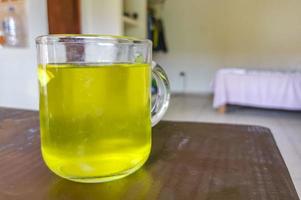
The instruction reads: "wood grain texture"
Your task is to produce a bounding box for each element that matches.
[0,108,299,200]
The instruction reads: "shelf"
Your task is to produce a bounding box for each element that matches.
[123,16,139,27]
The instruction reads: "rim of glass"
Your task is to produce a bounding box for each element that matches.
[36,34,152,45]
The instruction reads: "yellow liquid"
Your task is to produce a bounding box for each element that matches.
[39,63,151,183]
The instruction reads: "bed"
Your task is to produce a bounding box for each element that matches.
[212,68,301,113]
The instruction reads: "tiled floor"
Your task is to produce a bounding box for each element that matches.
[163,94,301,197]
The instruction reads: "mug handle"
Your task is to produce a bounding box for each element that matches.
[151,61,170,126]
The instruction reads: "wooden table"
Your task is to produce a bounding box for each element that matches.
[0,108,299,200]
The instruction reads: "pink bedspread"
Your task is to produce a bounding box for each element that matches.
[213,68,301,110]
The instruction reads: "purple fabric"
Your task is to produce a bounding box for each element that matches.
[213,68,301,110]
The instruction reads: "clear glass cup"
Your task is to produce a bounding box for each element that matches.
[36,35,170,183]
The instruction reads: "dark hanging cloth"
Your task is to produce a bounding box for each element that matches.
[147,14,155,43]
[154,19,168,52]
[147,13,168,53]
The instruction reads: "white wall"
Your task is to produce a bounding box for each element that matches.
[124,0,147,38]
[155,0,301,93]
[80,0,123,35]
[0,0,48,110]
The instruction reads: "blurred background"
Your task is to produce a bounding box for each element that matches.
[1,0,301,108]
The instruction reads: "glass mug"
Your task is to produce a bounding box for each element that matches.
[36,35,170,183]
